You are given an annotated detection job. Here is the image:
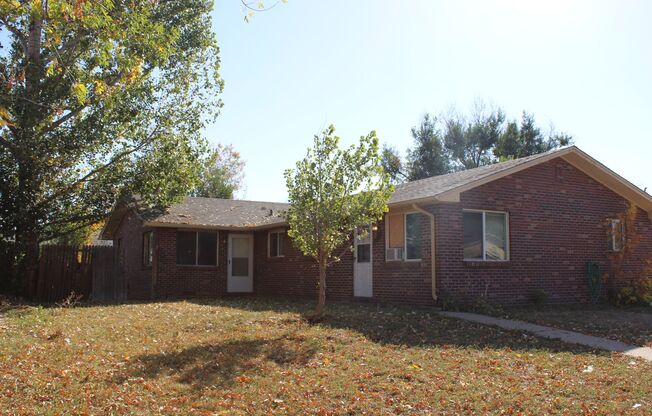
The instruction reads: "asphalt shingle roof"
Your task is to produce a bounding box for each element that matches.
[140,148,570,229]
[142,197,289,229]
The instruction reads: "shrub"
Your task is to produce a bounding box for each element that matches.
[440,298,461,312]
[616,277,652,307]
[529,289,549,307]
[471,297,504,316]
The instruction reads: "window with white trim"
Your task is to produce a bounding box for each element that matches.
[142,231,154,267]
[268,230,286,257]
[463,210,509,261]
[176,231,218,266]
[608,219,624,252]
[385,212,422,261]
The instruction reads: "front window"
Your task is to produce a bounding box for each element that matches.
[269,230,286,257]
[142,231,154,267]
[177,231,218,266]
[385,212,422,261]
[463,210,508,261]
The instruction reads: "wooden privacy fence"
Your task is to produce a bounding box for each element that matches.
[36,245,119,302]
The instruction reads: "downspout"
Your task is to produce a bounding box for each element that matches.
[412,204,437,302]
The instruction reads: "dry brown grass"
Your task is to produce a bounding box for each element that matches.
[1,298,651,415]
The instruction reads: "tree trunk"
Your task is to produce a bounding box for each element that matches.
[314,257,327,318]
[16,231,40,299]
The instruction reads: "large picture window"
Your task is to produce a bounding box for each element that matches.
[463,210,509,261]
[177,231,218,266]
[268,230,286,257]
[385,212,422,261]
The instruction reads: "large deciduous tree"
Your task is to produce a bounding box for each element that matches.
[493,111,573,160]
[380,144,406,184]
[406,114,450,180]
[284,125,393,318]
[192,144,245,199]
[397,103,573,179]
[442,104,506,170]
[0,0,223,295]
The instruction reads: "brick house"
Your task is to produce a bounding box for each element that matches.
[101,146,652,306]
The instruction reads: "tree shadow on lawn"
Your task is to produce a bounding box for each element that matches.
[118,333,319,390]
[191,297,609,356]
[112,299,611,393]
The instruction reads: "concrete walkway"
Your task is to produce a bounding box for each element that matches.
[439,311,652,362]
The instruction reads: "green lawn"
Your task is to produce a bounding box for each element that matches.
[503,305,652,348]
[1,298,650,415]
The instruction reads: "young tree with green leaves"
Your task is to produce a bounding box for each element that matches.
[0,1,223,295]
[192,144,246,199]
[284,125,393,318]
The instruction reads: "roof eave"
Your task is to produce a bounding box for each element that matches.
[142,220,288,231]
[560,149,652,215]
[433,147,577,203]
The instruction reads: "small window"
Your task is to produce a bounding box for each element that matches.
[357,244,371,263]
[269,230,285,257]
[463,210,508,261]
[143,231,154,267]
[176,231,218,266]
[608,219,624,252]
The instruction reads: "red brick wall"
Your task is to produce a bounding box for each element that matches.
[253,229,354,301]
[112,157,651,307]
[433,159,652,306]
[252,216,434,305]
[371,213,434,305]
[154,228,227,298]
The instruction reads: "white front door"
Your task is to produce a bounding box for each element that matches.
[354,224,373,297]
[228,233,253,293]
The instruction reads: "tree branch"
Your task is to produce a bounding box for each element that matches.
[44,69,125,134]
[39,214,106,243]
[240,0,281,12]
[35,123,161,209]
[0,134,21,159]
[0,17,27,53]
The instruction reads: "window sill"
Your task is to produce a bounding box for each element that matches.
[384,260,422,268]
[175,264,219,269]
[463,260,510,268]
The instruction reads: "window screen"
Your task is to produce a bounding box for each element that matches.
[143,231,154,266]
[485,213,507,260]
[177,231,197,265]
[405,213,421,260]
[269,231,285,257]
[197,232,218,265]
[463,211,508,261]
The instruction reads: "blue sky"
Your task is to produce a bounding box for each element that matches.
[209,0,652,202]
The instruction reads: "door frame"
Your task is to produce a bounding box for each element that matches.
[227,232,254,293]
[353,224,373,297]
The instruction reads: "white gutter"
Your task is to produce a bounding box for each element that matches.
[411,203,437,301]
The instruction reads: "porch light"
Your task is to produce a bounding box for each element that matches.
[371,224,378,232]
